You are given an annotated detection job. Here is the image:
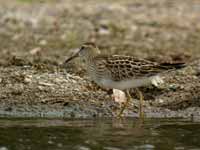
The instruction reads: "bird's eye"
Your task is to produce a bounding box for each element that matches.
[80,46,85,51]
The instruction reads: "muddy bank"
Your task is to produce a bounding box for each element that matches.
[0,0,200,118]
[0,63,199,118]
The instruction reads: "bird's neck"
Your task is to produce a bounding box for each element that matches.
[84,53,95,65]
[83,49,98,64]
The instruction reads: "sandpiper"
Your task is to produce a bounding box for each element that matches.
[64,42,185,118]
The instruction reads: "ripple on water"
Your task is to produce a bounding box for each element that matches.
[104,146,122,150]
[76,145,91,150]
[0,118,200,150]
[138,144,155,149]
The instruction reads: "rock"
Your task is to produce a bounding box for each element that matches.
[38,82,54,86]
[112,89,126,104]
[11,84,24,95]
[24,75,32,83]
[168,84,178,91]
[30,47,41,55]
[39,39,47,46]
[12,33,22,41]
[0,147,8,150]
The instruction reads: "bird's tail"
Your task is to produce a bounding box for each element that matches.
[159,62,186,70]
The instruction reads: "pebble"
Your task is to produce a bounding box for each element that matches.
[12,33,22,41]
[98,27,110,35]
[24,76,32,83]
[38,82,54,86]
[54,78,67,83]
[39,39,47,46]
[158,99,164,103]
[77,146,91,150]
[30,47,41,55]
[11,84,24,95]
[104,147,121,150]
[57,143,63,148]
[60,33,67,40]
[168,84,178,91]
[0,147,8,150]
[139,144,155,149]
[38,85,44,91]
[47,140,54,144]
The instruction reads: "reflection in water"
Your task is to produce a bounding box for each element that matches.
[0,118,200,150]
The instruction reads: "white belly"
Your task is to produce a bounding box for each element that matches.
[95,76,163,90]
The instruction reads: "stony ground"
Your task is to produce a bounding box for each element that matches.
[0,0,200,118]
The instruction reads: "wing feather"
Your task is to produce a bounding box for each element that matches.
[93,55,185,81]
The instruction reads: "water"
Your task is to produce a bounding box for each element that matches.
[0,118,200,150]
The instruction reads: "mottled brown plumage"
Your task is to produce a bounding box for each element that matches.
[92,55,185,82]
[65,42,185,117]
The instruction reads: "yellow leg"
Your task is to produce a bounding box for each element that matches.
[135,88,144,119]
[118,90,131,117]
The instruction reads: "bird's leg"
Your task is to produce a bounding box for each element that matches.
[135,88,144,119]
[118,89,131,117]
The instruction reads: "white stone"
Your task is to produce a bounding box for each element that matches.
[112,89,126,104]
[0,147,8,150]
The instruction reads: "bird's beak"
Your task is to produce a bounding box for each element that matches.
[64,52,79,64]
[64,48,81,64]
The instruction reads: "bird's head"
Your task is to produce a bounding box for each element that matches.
[65,42,100,63]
